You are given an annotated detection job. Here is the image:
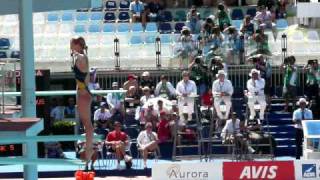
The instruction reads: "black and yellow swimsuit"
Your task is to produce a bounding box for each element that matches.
[72,56,92,96]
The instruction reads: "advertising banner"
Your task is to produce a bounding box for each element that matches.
[223,161,295,180]
[295,160,320,180]
[152,162,222,180]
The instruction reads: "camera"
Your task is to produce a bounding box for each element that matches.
[308,59,318,65]
[218,4,224,11]
[181,29,190,36]
[195,57,201,64]
[284,56,295,65]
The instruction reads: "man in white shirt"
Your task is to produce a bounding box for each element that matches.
[176,71,197,120]
[106,82,125,118]
[93,102,112,135]
[136,122,159,168]
[212,70,233,120]
[293,98,313,159]
[221,112,242,143]
[129,0,146,26]
[154,75,176,99]
[246,69,267,120]
[140,86,154,106]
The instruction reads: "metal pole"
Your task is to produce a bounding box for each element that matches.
[19,0,37,179]
[114,37,120,70]
[156,36,161,68]
[281,34,287,64]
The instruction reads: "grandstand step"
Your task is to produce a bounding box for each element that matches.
[269,132,295,138]
[263,125,295,132]
[275,146,296,157]
[262,118,293,125]
[274,138,296,146]
[266,112,292,119]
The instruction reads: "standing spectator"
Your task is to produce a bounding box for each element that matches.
[154,75,176,99]
[186,6,201,34]
[224,26,243,65]
[254,6,275,35]
[189,56,209,97]
[240,15,255,38]
[293,98,313,159]
[146,0,164,22]
[303,60,320,101]
[157,111,171,143]
[65,97,76,118]
[252,27,271,56]
[246,69,267,120]
[106,82,125,121]
[176,26,197,69]
[211,26,224,50]
[123,74,139,91]
[281,56,298,112]
[105,121,133,170]
[50,98,65,122]
[140,86,154,106]
[130,0,146,27]
[176,71,197,120]
[93,102,112,135]
[276,0,288,19]
[212,70,234,120]
[137,122,160,169]
[140,71,155,92]
[216,3,231,31]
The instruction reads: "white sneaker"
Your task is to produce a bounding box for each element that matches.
[124,155,132,162]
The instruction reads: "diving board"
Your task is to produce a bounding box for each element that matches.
[0,157,85,166]
[1,90,127,97]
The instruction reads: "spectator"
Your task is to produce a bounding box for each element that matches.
[224,26,244,65]
[257,0,276,11]
[88,68,100,91]
[77,133,100,170]
[293,98,313,159]
[254,6,275,34]
[93,102,112,135]
[140,71,155,92]
[64,97,76,118]
[130,0,146,27]
[303,60,319,101]
[275,0,288,19]
[189,56,209,97]
[240,15,255,38]
[216,3,231,31]
[246,69,267,120]
[201,87,213,107]
[186,6,201,34]
[106,82,125,121]
[146,0,164,22]
[176,26,197,69]
[50,98,65,122]
[252,28,271,56]
[211,26,224,50]
[201,16,215,46]
[157,111,171,143]
[105,121,133,170]
[124,86,140,116]
[176,71,197,120]
[212,70,234,120]
[207,56,227,82]
[44,132,65,159]
[154,75,176,99]
[140,101,158,128]
[281,56,298,112]
[123,74,139,91]
[140,86,154,106]
[137,122,160,169]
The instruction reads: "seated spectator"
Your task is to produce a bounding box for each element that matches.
[77,133,100,170]
[105,121,133,170]
[280,56,298,112]
[212,70,233,120]
[216,3,231,31]
[50,98,65,123]
[154,75,176,99]
[123,74,139,91]
[140,86,154,106]
[140,101,159,128]
[145,0,164,22]
[157,111,171,143]
[201,87,213,107]
[140,71,155,92]
[44,132,65,159]
[106,82,125,121]
[130,0,146,27]
[93,102,112,135]
[64,97,76,118]
[176,71,197,121]
[189,56,209,97]
[124,86,141,116]
[224,26,243,65]
[240,15,255,38]
[137,122,160,168]
[254,6,275,33]
[221,112,241,143]
[293,98,313,159]
[246,69,267,120]
[186,6,201,34]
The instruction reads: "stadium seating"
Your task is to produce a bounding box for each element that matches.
[0,38,10,49]
[118,11,130,22]
[90,12,104,21]
[307,30,320,41]
[200,9,213,19]
[159,22,172,33]
[102,23,116,33]
[231,8,244,20]
[276,19,288,30]
[74,24,87,33]
[145,33,157,44]
[160,11,173,22]
[119,0,130,11]
[88,24,101,33]
[61,12,74,22]
[174,10,187,21]
[131,23,144,32]
[47,13,59,22]
[246,8,256,18]
[0,51,7,58]
[105,0,117,11]
[130,35,144,45]
[10,50,20,58]
[117,23,130,33]
[104,12,116,22]
[76,12,89,22]
[145,22,158,32]
[159,34,172,44]
[231,20,242,30]
[174,22,185,33]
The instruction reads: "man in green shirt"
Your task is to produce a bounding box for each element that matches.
[304,60,320,101]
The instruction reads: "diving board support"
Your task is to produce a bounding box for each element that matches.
[0,157,85,166]
[1,90,127,97]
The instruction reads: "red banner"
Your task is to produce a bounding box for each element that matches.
[223,161,295,180]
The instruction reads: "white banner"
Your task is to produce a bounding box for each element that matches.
[295,160,320,180]
[152,162,222,180]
